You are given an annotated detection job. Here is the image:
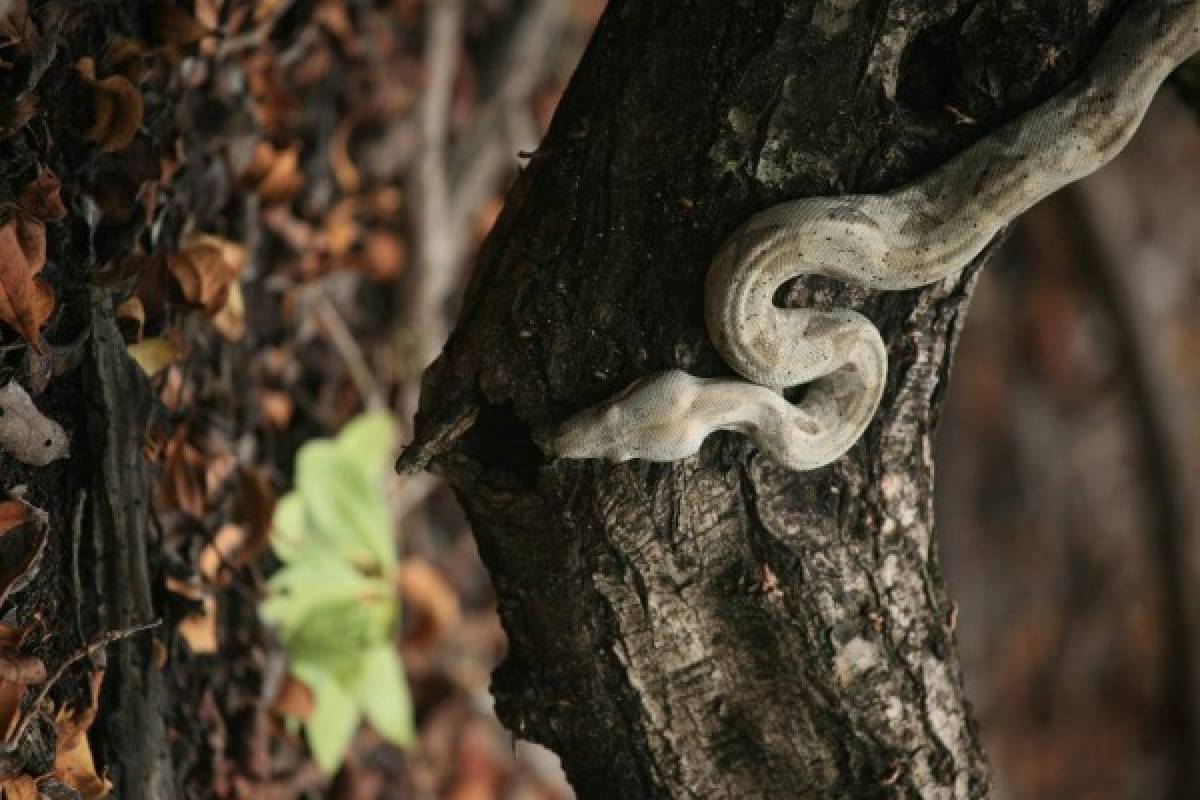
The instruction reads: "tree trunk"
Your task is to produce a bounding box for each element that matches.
[401,1,1134,797]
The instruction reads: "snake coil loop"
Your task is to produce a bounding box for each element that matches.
[555,3,1200,471]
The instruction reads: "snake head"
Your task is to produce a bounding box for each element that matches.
[553,403,628,461]
[553,370,706,463]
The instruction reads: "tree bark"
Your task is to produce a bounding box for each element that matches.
[86,295,178,800]
[402,1,1130,797]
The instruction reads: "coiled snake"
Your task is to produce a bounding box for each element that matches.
[553,1,1200,471]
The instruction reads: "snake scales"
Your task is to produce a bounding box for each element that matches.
[552,1,1200,471]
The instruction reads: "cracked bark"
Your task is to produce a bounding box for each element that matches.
[401,1,1133,797]
[86,294,177,800]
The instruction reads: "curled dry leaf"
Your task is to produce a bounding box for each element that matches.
[102,38,150,85]
[159,425,235,518]
[0,669,22,742]
[0,650,45,685]
[0,495,48,610]
[54,670,112,800]
[76,56,144,153]
[0,381,68,466]
[177,595,218,655]
[211,280,245,341]
[168,232,246,315]
[0,624,38,742]
[128,337,182,378]
[0,775,37,799]
[149,0,211,47]
[329,117,360,194]
[198,523,245,584]
[0,622,44,687]
[17,170,66,221]
[0,501,26,536]
[243,142,303,204]
[194,0,223,31]
[164,576,218,655]
[318,200,358,258]
[271,673,314,722]
[234,465,276,564]
[399,560,461,651]
[115,295,145,343]
[0,92,37,138]
[257,389,293,430]
[0,0,32,51]
[0,215,53,348]
[363,231,405,280]
[161,428,206,518]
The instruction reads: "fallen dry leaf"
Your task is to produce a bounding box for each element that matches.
[318,199,358,258]
[164,575,218,654]
[0,497,48,610]
[55,671,112,800]
[164,575,204,603]
[271,674,313,722]
[0,624,34,742]
[76,57,144,153]
[0,381,68,466]
[151,637,168,670]
[161,428,206,518]
[363,231,405,280]
[313,1,355,49]
[102,38,150,85]
[0,216,53,347]
[149,0,211,47]
[399,560,462,651]
[194,0,223,31]
[0,775,37,799]
[211,279,245,340]
[17,170,66,221]
[234,466,276,564]
[329,117,360,193]
[128,337,181,377]
[0,0,32,51]
[0,649,45,686]
[244,142,303,203]
[176,595,218,655]
[168,232,246,315]
[0,92,37,138]
[0,501,26,536]
[198,523,244,584]
[257,389,293,430]
[115,295,145,343]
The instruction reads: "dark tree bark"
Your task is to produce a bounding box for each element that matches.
[400,1,1138,797]
[87,295,177,800]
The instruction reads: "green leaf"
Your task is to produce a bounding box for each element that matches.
[269,493,306,563]
[261,558,378,634]
[334,411,397,478]
[261,411,413,776]
[295,439,396,573]
[354,644,414,746]
[294,663,360,775]
[284,599,394,676]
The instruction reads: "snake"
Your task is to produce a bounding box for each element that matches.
[552,1,1200,471]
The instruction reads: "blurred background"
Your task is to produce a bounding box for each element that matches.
[939,93,1200,798]
[142,1,1200,797]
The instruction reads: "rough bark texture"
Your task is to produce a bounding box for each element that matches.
[403,1,1128,797]
[86,293,178,800]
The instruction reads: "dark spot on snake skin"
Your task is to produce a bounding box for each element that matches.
[782,383,811,405]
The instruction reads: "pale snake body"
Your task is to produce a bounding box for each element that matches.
[554,2,1200,471]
